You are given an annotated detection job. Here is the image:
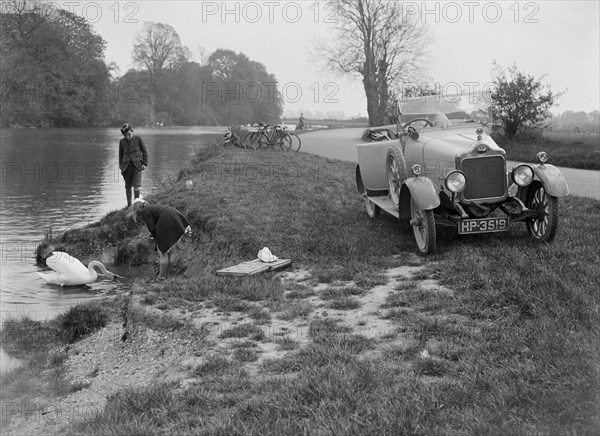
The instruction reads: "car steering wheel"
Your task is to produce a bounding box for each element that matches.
[406,118,434,129]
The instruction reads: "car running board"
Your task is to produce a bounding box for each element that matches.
[369,195,400,219]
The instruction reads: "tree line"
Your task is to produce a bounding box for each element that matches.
[0,1,283,127]
[553,111,600,133]
[2,0,579,138]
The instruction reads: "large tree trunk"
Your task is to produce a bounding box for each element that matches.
[364,58,384,126]
[364,78,381,126]
[363,57,391,126]
[377,59,389,125]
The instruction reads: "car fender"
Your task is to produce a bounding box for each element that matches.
[530,163,569,197]
[399,177,440,213]
[355,165,364,194]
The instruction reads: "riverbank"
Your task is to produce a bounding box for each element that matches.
[1,141,599,435]
[493,130,600,170]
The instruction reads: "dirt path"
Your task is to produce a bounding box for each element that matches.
[4,257,460,435]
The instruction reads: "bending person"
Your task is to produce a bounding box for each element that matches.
[130,198,191,279]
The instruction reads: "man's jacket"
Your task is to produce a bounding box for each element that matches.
[119,135,148,173]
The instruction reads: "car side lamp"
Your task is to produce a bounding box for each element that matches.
[536,151,549,167]
[407,126,419,140]
[411,164,422,176]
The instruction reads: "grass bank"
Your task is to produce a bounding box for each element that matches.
[2,140,599,435]
[495,130,600,170]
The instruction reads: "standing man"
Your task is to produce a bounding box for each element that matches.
[297,113,306,131]
[119,123,148,207]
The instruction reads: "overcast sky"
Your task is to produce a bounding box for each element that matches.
[79,1,600,117]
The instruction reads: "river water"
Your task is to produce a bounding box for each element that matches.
[0,126,224,371]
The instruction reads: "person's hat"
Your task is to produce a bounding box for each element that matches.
[120,123,133,135]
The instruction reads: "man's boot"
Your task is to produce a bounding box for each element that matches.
[126,188,132,207]
[159,261,169,279]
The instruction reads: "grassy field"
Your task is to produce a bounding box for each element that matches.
[2,139,599,435]
[495,129,600,170]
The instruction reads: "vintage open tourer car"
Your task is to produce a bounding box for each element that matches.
[355,92,569,255]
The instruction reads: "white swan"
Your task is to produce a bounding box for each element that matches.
[37,251,122,286]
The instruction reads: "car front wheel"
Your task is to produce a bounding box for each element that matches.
[410,197,436,255]
[525,183,558,242]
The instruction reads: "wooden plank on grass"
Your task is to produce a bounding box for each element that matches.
[216,258,292,276]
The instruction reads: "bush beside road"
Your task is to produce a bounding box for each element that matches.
[495,130,600,171]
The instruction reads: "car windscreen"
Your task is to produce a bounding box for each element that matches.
[399,92,492,125]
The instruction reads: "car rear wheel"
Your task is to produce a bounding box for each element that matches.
[525,183,558,242]
[363,186,381,218]
[410,197,436,255]
[386,143,407,205]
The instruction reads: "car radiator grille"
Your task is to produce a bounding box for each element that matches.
[461,156,506,200]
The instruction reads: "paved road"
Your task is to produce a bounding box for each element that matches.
[298,128,600,200]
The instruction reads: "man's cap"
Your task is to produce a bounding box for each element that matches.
[120,123,133,135]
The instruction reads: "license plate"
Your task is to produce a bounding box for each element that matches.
[458,217,510,234]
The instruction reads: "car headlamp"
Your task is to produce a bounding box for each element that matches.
[536,151,549,164]
[511,164,534,187]
[411,164,422,176]
[445,170,466,193]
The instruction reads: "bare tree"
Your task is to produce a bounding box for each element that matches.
[132,22,186,75]
[317,0,431,126]
[131,22,187,123]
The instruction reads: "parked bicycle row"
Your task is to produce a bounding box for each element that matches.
[220,123,302,152]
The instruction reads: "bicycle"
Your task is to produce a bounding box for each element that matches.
[243,123,301,152]
[288,128,302,152]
